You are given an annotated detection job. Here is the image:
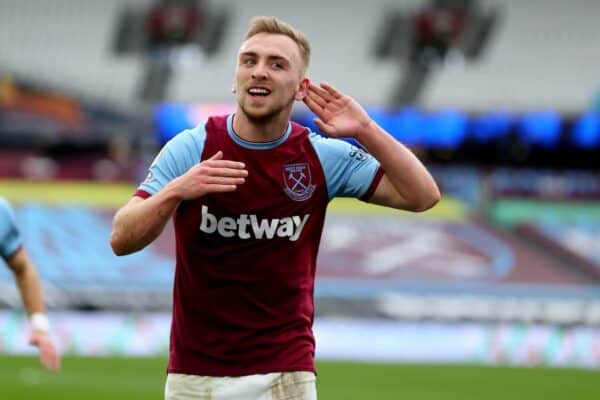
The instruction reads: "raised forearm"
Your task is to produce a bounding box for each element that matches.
[357,121,441,211]
[302,82,439,211]
[110,184,182,256]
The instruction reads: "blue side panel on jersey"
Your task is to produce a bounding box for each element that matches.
[0,198,22,260]
[139,124,208,195]
[308,132,381,200]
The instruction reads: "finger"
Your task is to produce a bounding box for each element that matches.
[320,82,343,99]
[314,118,336,136]
[310,83,336,103]
[203,160,246,169]
[40,352,52,370]
[208,151,223,160]
[43,356,60,372]
[39,347,59,372]
[204,176,246,185]
[202,167,248,177]
[207,184,239,193]
[303,95,326,117]
[307,89,327,108]
[50,353,61,371]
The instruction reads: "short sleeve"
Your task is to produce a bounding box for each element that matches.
[0,198,23,260]
[137,124,208,197]
[309,133,383,200]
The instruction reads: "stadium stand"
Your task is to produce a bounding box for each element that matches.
[0,0,150,106]
[423,0,600,111]
[517,219,600,280]
[0,0,406,105]
[1,0,599,111]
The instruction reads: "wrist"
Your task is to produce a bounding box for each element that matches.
[354,118,377,144]
[163,179,185,202]
[30,312,50,333]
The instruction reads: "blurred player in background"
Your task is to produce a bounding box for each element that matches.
[0,197,61,372]
[111,16,439,399]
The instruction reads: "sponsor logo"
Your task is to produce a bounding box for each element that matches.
[199,205,310,241]
[282,163,316,201]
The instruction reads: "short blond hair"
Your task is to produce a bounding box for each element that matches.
[244,16,311,74]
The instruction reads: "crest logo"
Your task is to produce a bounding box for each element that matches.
[282,163,316,201]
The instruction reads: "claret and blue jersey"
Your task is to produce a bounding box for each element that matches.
[136,114,383,376]
[140,114,381,201]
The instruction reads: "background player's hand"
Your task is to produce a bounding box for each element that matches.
[29,330,61,372]
[173,151,247,200]
[303,82,372,139]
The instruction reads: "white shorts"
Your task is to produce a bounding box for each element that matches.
[165,371,317,400]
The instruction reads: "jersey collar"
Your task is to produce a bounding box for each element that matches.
[226,114,291,150]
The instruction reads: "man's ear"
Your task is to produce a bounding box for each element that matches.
[295,78,309,101]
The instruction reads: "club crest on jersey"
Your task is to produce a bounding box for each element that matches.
[282,163,316,201]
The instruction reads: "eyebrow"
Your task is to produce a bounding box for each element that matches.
[239,51,290,64]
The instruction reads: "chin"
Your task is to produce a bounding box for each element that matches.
[241,104,280,122]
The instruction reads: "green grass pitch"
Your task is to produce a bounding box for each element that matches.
[0,356,598,399]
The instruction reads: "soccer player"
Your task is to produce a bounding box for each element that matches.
[0,197,61,372]
[110,16,440,400]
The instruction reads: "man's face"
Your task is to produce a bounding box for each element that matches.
[234,33,307,122]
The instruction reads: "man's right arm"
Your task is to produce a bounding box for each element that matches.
[109,186,181,256]
[110,151,247,256]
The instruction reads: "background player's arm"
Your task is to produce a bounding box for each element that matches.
[304,82,440,211]
[6,247,61,371]
[110,151,247,256]
[7,247,45,315]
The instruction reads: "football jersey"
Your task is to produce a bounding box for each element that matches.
[0,197,22,260]
[137,114,383,376]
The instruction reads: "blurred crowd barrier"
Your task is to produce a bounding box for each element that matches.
[2,310,600,369]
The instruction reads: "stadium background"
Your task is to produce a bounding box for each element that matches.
[1,0,600,398]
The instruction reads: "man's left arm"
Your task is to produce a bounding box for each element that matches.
[353,121,440,211]
[7,247,61,372]
[303,82,440,211]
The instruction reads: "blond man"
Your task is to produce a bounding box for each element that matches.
[111,16,440,399]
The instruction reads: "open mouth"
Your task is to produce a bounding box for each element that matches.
[247,87,271,97]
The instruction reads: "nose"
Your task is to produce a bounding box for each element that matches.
[251,62,268,80]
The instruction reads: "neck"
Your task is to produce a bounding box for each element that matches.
[232,108,292,142]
